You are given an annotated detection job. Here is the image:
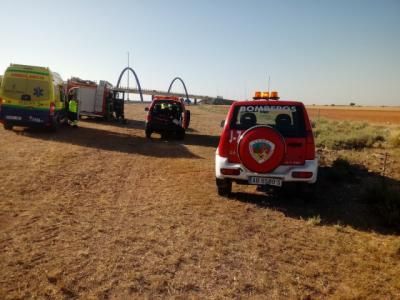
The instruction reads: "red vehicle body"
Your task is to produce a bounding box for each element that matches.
[145,96,190,139]
[215,92,318,196]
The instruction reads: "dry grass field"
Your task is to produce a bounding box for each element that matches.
[307,106,400,125]
[1,104,400,299]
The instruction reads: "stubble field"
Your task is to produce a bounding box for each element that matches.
[307,105,400,125]
[1,104,399,299]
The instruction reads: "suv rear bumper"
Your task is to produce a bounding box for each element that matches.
[0,106,55,127]
[146,121,184,133]
[215,153,318,184]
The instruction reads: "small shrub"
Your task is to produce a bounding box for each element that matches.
[353,122,368,130]
[388,130,400,148]
[333,222,347,233]
[327,157,365,182]
[332,157,352,170]
[311,120,317,128]
[306,215,321,226]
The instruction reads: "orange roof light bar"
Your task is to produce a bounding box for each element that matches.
[253,91,279,100]
[270,91,279,100]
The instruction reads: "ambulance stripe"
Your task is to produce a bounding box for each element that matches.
[1,104,61,112]
[6,69,49,76]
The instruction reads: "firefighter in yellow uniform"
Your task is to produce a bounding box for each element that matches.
[68,97,79,127]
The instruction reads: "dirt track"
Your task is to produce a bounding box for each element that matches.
[1,104,399,299]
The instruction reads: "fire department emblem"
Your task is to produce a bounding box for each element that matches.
[249,139,275,164]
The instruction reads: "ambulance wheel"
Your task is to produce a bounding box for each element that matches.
[49,117,60,132]
[61,116,69,126]
[216,178,232,196]
[3,123,12,130]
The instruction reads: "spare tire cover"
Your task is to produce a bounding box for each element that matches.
[238,126,286,173]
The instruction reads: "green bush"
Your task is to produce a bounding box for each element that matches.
[326,162,350,181]
[313,119,388,150]
[326,157,366,182]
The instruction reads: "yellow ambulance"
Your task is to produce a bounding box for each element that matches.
[0,64,66,130]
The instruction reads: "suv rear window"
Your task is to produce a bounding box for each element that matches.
[230,104,306,137]
[152,100,182,114]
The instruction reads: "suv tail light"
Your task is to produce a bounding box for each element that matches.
[147,113,152,122]
[49,102,56,116]
[305,130,315,160]
[292,171,313,178]
[217,128,229,158]
[221,168,241,175]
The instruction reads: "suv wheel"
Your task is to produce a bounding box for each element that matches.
[216,178,232,196]
[3,122,13,130]
[145,126,152,138]
[176,130,185,140]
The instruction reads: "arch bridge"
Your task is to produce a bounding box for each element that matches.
[115,67,144,102]
[113,67,222,102]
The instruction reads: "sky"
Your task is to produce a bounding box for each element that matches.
[0,0,399,105]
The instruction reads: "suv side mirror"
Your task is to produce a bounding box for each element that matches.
[144,107,149,112]
[220,120,225,128]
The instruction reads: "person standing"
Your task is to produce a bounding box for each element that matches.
[68,95,79,127]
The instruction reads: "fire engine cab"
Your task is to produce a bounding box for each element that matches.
[215,91,318,196]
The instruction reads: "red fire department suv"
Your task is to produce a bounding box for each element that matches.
[215,91,318,196]
[145,96,190,139]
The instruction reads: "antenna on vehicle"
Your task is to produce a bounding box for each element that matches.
[267,75,271,99]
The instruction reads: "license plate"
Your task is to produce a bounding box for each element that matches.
[5,115,22,121]
[249,176,282,187]
[29,116,43,123]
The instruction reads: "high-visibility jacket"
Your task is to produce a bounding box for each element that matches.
[69,99,78,113]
